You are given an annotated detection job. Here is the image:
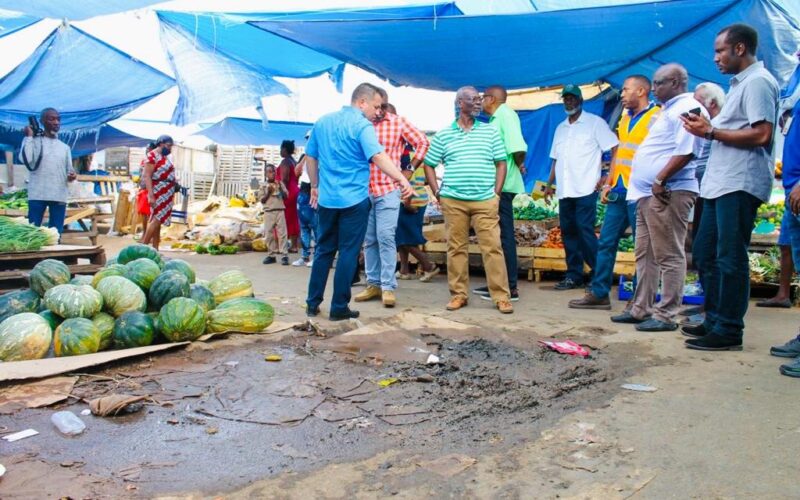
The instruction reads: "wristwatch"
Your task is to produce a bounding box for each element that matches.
[654,177,665,186]
[704,127,715,141]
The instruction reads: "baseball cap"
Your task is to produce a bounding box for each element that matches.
[561,84,583,99]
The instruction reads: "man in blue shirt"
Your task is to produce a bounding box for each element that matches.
[304,83,413,321]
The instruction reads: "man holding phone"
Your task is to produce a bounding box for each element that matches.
[611,63,706,331]
[570,75,660,310]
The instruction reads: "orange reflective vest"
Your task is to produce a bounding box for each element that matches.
[611,105,661,189]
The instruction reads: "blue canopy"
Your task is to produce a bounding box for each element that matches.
[0,24,174,131]
[251,0,800,90]
[0,123,151,157]
[0,1,163,21]
[195,117,313,146]
[0,10,39,39]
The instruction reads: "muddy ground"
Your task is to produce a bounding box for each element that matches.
[1,235,798,499]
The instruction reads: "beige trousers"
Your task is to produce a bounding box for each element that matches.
[440,196,510,303]
[263,209,288,256]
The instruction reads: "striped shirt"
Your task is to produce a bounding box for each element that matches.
[424,120,506,201]
[371,113,430,197]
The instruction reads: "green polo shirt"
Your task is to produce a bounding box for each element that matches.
[424,120,507,201]
[489,103,528,194]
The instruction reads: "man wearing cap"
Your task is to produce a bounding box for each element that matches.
[545,85,619,290]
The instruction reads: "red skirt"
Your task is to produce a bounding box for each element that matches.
[136,190,151,216]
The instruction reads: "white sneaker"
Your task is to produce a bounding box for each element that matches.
[292,258,306,267]
[306,259,313,268]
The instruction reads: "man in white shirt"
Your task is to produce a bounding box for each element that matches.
[612,63,706,331]
[545,85,619,290]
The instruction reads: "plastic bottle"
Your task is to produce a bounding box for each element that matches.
[51,411,86,436]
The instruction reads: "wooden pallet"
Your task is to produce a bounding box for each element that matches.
[0,245,106,291]
[530,248,635,282]
[422,241,536,278]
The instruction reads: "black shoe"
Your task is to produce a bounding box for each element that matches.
[635,318,678,332]
[262,256,276,265]
[681,323,708,338]
[685,334,743,351]
[472,286,490,297]
[306,305,320,317]
[554,278,582,291]
[510,289,519,302]
[329,308,360,321]
[610,311,645,324]
[281,256,289,266]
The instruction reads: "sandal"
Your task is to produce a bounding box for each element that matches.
[395,271,413,280]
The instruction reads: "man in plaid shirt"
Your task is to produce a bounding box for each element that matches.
[355,88,430,307]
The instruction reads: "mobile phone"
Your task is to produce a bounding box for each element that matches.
[681,107,702,118]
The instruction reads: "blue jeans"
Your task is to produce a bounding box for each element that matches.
[28,200,67,234]
[306,198,370,314]
[499,192,518,291]
[693,191,761,339]
[591,198,637,299]
[364,189,401,291]
[559,192,598,282]
[297,191,318,260]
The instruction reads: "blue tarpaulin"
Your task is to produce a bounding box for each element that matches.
[0,10,39,39]
[0,24,174,131]
[196,117,313,146]
[251,0,800,91]
[0,1,163,21]
[0,123,151,157]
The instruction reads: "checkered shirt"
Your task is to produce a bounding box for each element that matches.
[370,113,430,196]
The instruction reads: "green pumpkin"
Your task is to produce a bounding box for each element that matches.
[91,264,127,288]
[208,270,253,305]
[44,284,103,319]
[96,276,147,317]
[206,297,274,333]
[91,312,116,350]
[124,258,162,292]
[158,297,206,342]
[54,317,100,357]
[112,311,155,349]
[163,259,196,284]
[149,271,190,311]
[189,284,216,313]
[0,288,42,323]
[117,243,164,268]
[39,310,63,331]
[70,275,94,286]
[0,312,52,361]
[29,259,71,297]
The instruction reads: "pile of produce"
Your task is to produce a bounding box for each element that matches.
[617,236,634,252]
[541,227,564,249]
[0,189,28,210]
[512,194,558,221]
[514,221,548,247]
[195,243,239,255]
[0,244,274,362]
[0,216,59,252]
[755,200,785,226]
[749,247,781,284]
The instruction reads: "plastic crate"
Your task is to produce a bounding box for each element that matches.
[617,276,704,305]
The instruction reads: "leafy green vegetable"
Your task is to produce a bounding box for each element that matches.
[0,216,58,252]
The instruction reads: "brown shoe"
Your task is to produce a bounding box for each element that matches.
[446,296,468,311]
[354,286,381,302]
[568,292,612,310]
[382,290,396,308]
[496,300,514,314]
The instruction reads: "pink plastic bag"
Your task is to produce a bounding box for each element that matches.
[538,340,590,358]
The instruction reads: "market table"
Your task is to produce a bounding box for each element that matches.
[0,244,106,291]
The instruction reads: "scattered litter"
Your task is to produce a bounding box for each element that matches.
[205,426,218,435]
[377,377,399,388]
[89,394,147,416]
[166,418,179,425]
[621,383,657,392]
[538,340,590,357]
[417,454,477,477]
[51,411,86,436]
[414,374,435,383]
[59,461,85,468]
[426,354,440,364]
[223,361,239,367]
[0,376,78,414]
[0,463,5,478]
[2,428,38,442]
[338,416,373,431]
[80,409,91,416]
[264,354,282,362]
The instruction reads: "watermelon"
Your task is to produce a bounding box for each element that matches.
[44,284,103,319]
[117,243,164,268]
[112,311,155,348]
[0,312,52,361]
[0,288,41,323]
[91,312,116,350]
[29,259,71,297]
[124,258,161,291]
[206,297,274,334]
[149,271,190,311]
[54,318,100,357]
[39,310,63,331]
[189,284,216,313]
[96,276,147,317]
[70,275,94,286]
[208,270,254,305]
[158,297,206,342]
[91,264,127,288]
[163,259,196,284]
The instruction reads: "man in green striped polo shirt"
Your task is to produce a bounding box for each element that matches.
[423,86,514,314]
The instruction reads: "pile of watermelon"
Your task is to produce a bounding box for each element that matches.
[0,243,274,361]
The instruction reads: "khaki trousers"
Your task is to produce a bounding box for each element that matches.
[263,209,288,256]
[630,191,696,323]
[440,196,510,302]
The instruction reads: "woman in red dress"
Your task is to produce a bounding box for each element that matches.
[278,140,300,253]
[141,135,177,250]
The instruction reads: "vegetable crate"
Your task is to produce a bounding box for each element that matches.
[531,249,635,282]
[617,276,704,305]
